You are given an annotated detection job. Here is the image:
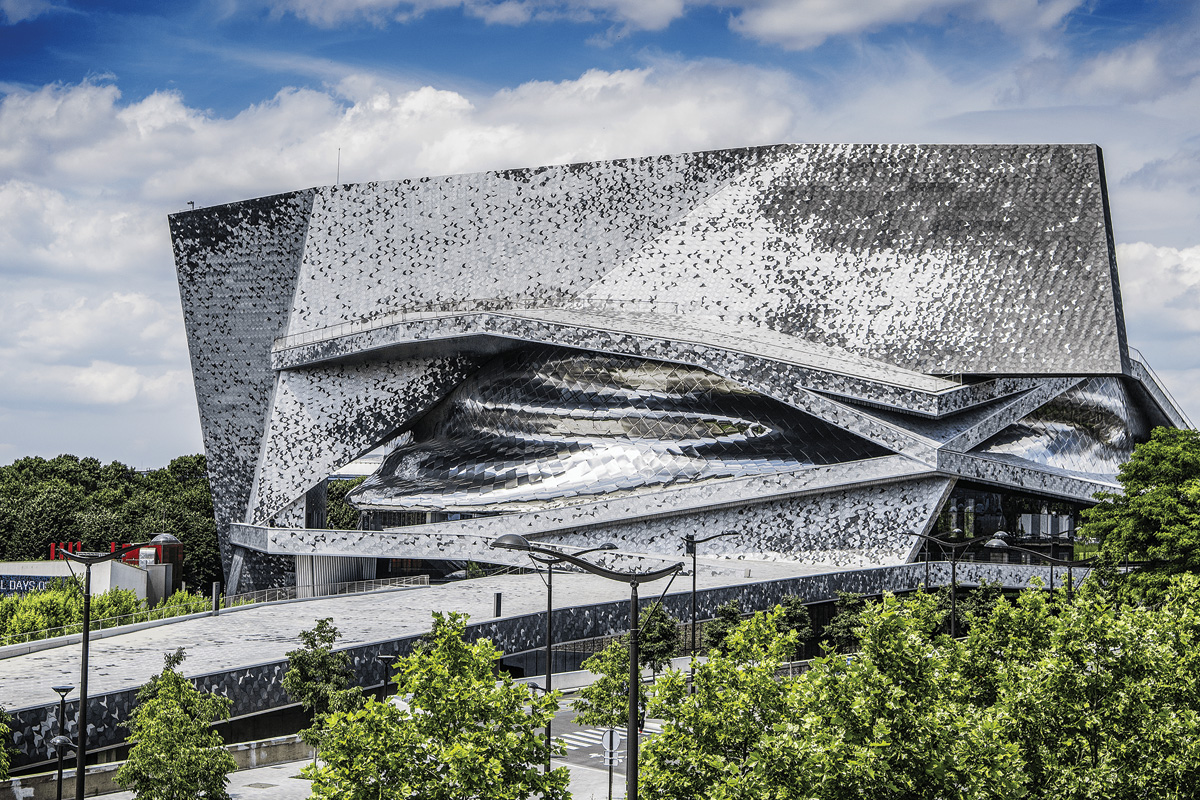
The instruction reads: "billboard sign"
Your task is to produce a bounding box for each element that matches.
[0,575,60,596]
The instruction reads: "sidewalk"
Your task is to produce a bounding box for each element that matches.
[102,758,625,799]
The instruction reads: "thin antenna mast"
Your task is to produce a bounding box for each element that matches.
[336,148,341,185]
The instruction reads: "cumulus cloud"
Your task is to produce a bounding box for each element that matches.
[1115,242,1200,420]
[2,26,1200,463]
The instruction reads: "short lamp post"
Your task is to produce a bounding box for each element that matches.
[59,542,149,800]
[491,534,682,800]
[51,684,74,800]
[525,542,618,774]
[908,530,993,637]
[681,530,737,690]
[984,536,1097,602]
[50,736,74,800]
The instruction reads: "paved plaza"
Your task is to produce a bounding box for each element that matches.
[101,757,624,800]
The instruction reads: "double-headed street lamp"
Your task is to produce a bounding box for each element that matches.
[681,530,736,690]
[491,534,682,800]
[907,530,993,637]
[59,542,149,800]
[525,542,617,773]
[984,535,1097,601]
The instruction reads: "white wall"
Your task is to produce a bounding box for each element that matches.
[0,559,147,600]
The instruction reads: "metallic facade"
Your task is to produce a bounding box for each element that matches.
[171,143,1187,592]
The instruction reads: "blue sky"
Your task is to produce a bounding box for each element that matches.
[2,0,1199,468]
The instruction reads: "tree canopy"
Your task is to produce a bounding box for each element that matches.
[0,453,221,587]
[640,583,1200,799]
[573,636,646,731]
[283,617,363,747]
[283,618,362,743]
[638,602,681,674]
[305,611,570,800]
[1081,426,1200,602]
[115,649,237,800]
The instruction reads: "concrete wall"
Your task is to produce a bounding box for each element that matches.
[0,734,313,800]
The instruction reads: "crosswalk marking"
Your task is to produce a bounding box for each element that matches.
[555,722,665,751]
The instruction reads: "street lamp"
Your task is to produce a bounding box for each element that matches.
[491,534,682,800]
[908,530,993,637]
[525,542,617,774]
[681,530,737,691]
[984,536,1097,602]
[59,542,149,800]
[50,736,74,800]
[51,684,74,800]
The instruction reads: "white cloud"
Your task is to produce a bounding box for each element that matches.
[0,181,166,278]
[264,0,1086,46]
[10,291,184,364]
[1115,242,1200,422]
[1117,242,1200,340]
[0,0,53,24]
[3,25,1200,464]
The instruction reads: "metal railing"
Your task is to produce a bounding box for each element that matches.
[0,597,211,648]
[224,574,429,607]
[1,575,430,650]
[271,296,684,352]
[1128,346,1194,428]
[269,295,965,394]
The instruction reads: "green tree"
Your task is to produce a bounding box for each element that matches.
[822,590,866,653]
[737,592,1022,800]
[326,477,366,530]
[0,706,12,779]
[956,581,1006,635]
[642,584,1200,799]
[0,453,221,587]
[115,649,237,800]
[777,595,813,659]
[305,611,569,800]
[641,607,797,800]
[573,637,645,730]
[282,618,363,746]
[1081,426,1200,603]
[701,600,743,654]
[639,602,680,675]
[990,579,1200,798]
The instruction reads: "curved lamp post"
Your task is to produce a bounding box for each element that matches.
[907,530,993,637]
[59,542,149,800]
[681,530,737,691]
[491,534,682,800]
[525,542,618,774]
[984,535,1097,601]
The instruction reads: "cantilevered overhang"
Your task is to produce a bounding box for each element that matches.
[270,307,1046,418]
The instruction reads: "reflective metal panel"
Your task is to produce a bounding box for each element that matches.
[972,377,1149,477]
[348,348,891,512]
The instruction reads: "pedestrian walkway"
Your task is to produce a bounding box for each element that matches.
[104,760,313,800]
[101,757,633,799]
[1,558,818,709]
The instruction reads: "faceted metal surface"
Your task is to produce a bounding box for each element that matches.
[972,377,1149,478]
[285,144,1126,377]
[349,348,891,512]
[169,144,1188,590]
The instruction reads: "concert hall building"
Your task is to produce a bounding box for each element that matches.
[171,143,1187,593]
